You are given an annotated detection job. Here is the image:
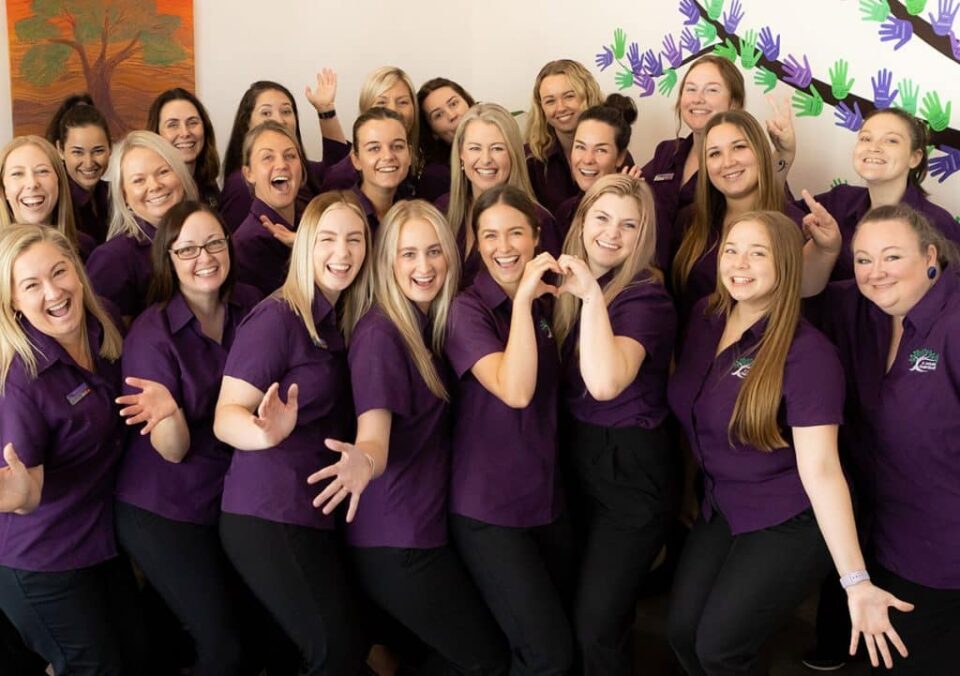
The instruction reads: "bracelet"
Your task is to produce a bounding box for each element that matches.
[317,108,337,120]
[839,570,870,589]
[362,452,376,477]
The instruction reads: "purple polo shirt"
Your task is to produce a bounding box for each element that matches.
[562,272,676,428]
[804,185,960,282]
[642,136,697,247]
[668,300,845,535]
[417,158,451,203]
[350,184,381,235]
[220,157,329,233]
[115,284,263,525]
[820,274,960,589]
[527,142,578,215]
[0,315,123,572]
[68,176,110,244]
[346,306,451,548]
[220,294,353,529]
[233,198,296,296]
[554,192,582,246]
[445,269,562,527]
[87,216,156,319]
[321,153,417,200]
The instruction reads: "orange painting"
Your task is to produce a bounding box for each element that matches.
[6,0,194,137]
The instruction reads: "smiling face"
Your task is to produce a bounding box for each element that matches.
[394,217,448,312]
[351,118,411,192]
[169,210,230,303]
[581,193,642,276]
[242,130,303,216]
[60,125,110,191]
[719,219,777,312]
[3,143,60,225]
[250,89,297,134]
[852,218,937,317]
[121,146,185,226]
[423,86,470,145]
[570,120,624,192]
[477,202,539,291]
[539,74,585,135]
[853,113,922,187]
[159,99,205,167]
[679,62,734,133]
[312,205,367,302]
[460,120,511,196]
[12,240,85,346]
[705,122,760,202]
[372,81,416,131]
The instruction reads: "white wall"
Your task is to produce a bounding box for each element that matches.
[3,0,960,212]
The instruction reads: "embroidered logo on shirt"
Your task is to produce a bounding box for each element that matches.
[731,356,754,379]
[66,383,92,405]
[652,172,675,182]
[908,348,939,373]
[538,317,553,339]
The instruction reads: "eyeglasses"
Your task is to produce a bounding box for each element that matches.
[169,237,229,260]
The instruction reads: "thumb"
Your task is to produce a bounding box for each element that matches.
[324,438,349,454]
[285,383,299,408]
[3,443,22,470]
[892,597,915,613]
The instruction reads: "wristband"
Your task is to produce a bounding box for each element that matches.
[317,108,337,120]
[839,570,870,589]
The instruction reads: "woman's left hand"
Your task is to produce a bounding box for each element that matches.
[557,254,602,301]
[260,215,295,248]
[847,581,914,669]
[116,377,179,435]
[307,438,376,522]
[305,68,338,113]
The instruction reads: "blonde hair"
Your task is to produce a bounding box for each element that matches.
[673,110,783,293]
[106,131,198,243]
[0,223,122,392]
[0,136,80,250]
[708,210,804,451]
[241,120,306,190]
[279,191,373,344]
[553,175,660,345]
[447,103,537,239]
[358,66,420,167]
[372,200,460,400]
[526,59,603,163]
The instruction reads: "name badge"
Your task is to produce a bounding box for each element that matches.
[66,383,92,406]
[652,172,675,182]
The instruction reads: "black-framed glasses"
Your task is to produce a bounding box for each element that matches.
[169,237,229,260]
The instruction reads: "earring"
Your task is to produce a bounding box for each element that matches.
[14,309,22,320]
[927,266,937,280]
[460,162,465,173]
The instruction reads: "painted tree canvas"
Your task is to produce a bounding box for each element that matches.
[6,0,194,137]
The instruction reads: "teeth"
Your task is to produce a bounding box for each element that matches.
[78,168,100,177]
[328,263,350,272]
[175,141,196,149]
[494,255,520,267]
[271,176,290,184]
[578,169,598,176]
[863,158,884,164]
[596,239,619,251]
[195,266,218,277]
[21,196,44,207]
[47,299,70,317]
[412,275,435,287]
[731,276,753,284]
[476,168,497,176]
[377,166,398,173]
[147,193,170,205]
[722,170,744,180]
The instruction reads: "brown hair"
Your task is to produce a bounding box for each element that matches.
[674,55,745,137]
[861,108,930,195]
[470,184,541,242]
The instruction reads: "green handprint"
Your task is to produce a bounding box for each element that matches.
[828,59,855,100]
[615,68,634,91]
[739,30,763,69]
[904,0,927,14]
[658,69,678,96]
[705,0,724,21]
[754,66,777,93]
[695,19,718,45]
[897,79,919,115]
[792,84,824,117]
[859,0,891,21]
[831,178,849,188]
[613,28,627,60]
[920,91,952,131]
[714,38,738,62]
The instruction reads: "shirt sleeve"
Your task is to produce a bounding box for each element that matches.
[783,326,846,428]
[223,301,293,392]
[349,317,413,417]
[445,296,506,378]
[608,281,677,363]
[0,382,51,468]
[87,240,138,317]
[121,312,184,407]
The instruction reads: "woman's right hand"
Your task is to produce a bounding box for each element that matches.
[515,252,561,303]
[0,443,35,513]
[801,189,842,255]
[253,382,299,447]
[847,581,913,669]
[116,377,179,435]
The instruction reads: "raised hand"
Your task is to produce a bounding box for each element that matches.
[662,33,683,68]
[723,0,745,33]
[929,145,960,182]
[658,68,679,96]
[897,78,920,114]
[783,54,813,89]
[642,48,663,76]
[680,28,701,55]
[304,68,339,114]
[253,382,299,447]
[834,101,865,132]
[308,438,375,522]
[627,42,643,75]
[929,0,959,35]
[758,26,781,61]
[872,69,899,109]
[792,84,825,118]
[595,46,614,71]
[859,0,891,21]
[829,59,855,100]
[557,254,602,301]
[260,214,295,247]
[620,164,644,179]
[739,30,763,69]
[905,0,928,14]
[695,19,718,45]
[613,27,628,59]
[0,443,34,513]
[847,582,913,669]
[766,95,797,158]
[515,252,561,303]
[679,0,701,25]
[879,17,913,49]
[920,91,952,131]
[754,67,778,94]
[116,377,179,435]
[801,189,843,255]
[714,38,738,62]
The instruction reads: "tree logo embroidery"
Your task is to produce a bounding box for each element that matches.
[731,356,754,379]
[538,317,553,339]
[908,348,939,373]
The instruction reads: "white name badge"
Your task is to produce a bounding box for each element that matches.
[653,172,675,182]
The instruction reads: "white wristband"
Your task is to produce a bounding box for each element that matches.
[839,570,870,589]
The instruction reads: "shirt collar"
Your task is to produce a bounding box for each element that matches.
[24,312,105,375]
[904,269,958,338]
[350,185,378,220]
[250,198,293,231]
[134,216,157,245]
[68,176,91,208]
[163,289,248,335]
[310,289,337,327]
[472,267,510,311]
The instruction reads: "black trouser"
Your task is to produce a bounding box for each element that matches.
[564,419,674,676]
[219,512,366,676]
[0,557,147,676]
[449,513,575,676]
[667,510,831,676]
[0,609,47,675]
[351,545,509,675]
[869,564,960,676]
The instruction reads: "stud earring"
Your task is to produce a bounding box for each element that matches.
[927,266,937,280]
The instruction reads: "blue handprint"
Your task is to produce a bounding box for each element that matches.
[595,46,614,71]
[929,0,959,36]
[662,34,683,68]
[678,0,701,25]
[627,42,643,75]
[834,101,865,131]
[758,27,781,61]
[642,49,664,77]
[872,69,899,108]
[723,0,745,33]
[929,145,960,182]
[680,28,701,55]
[783,54,813,88]
[879,17,913,49]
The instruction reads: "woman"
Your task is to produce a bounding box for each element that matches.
[147,88,222,209]
[231,121,306,295]
[311,199,509,675]
[666,210,910,675]
[416,77,476,202]
[0,224,144,674]
[0,136,94,260]
[553,94,639,239]
[814,204,960,674]
[113,201,262,675]
[671,109,803,327]
[445,184,575,674]
[552,175,676,675]
[524,59,604,213]
[213,191,371,675]
[442,103,561,287]
[46,94,112,244]
[87,131,198,322]
[348,107,413,234]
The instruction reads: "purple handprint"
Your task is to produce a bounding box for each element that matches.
[595,46,614,71]
[678,0,701,25]
[871,69,899,108]
[879,17,913,49]
[635,74,656,97]
[642,49,664,77]
[783,54,813,88]
[929,145,960,182]
[834,101,865,131]
[662,34,683,68]
[627,42,643,75]
[929,0,959,36]
[758,27,781,61]
[723,0,745,33]
[680,28,701,55]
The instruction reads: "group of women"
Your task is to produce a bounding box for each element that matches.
[0,53,957,676]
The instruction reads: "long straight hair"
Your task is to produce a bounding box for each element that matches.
[709,210,803,451]
[372,200,460,400]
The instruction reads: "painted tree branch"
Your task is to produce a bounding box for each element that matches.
[888,2,957,61]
